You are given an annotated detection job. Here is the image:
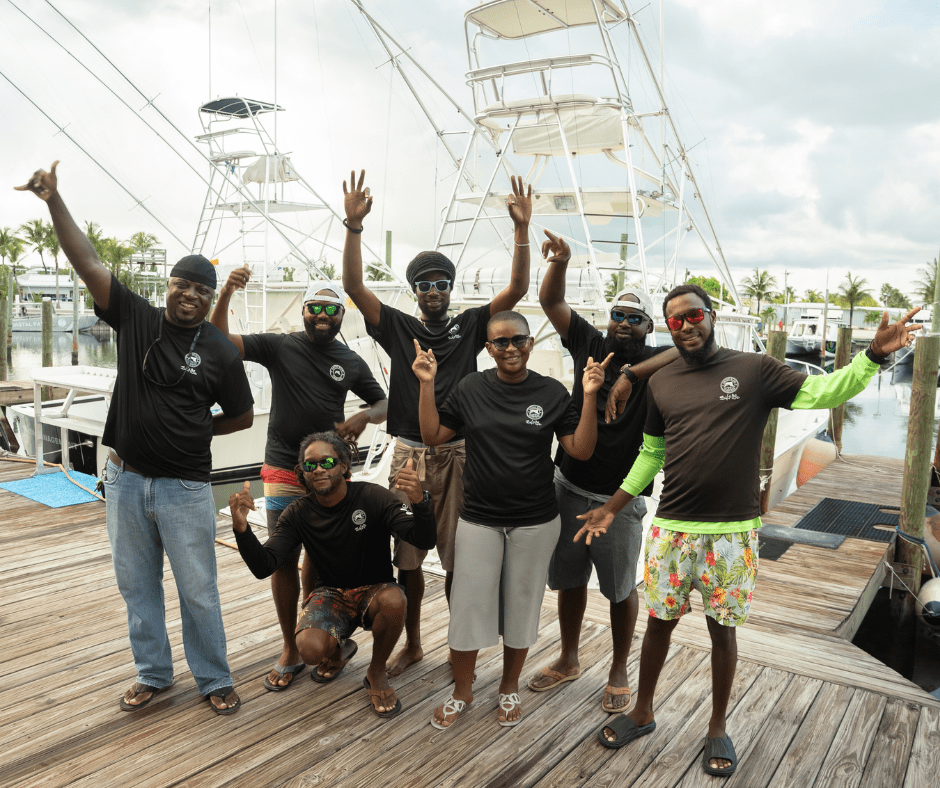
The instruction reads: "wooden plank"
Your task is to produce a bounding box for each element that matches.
[857,698,921,788]
[812,690,888,788]
[903,705,940,788]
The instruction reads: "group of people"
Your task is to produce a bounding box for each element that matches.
[18,162,920,777]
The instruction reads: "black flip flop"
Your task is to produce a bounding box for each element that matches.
[206,686,241,716]
[702,735,737,776]
[310,638,358,684]
[119,681,170,712]
[264,662,306,691]
[363,675,403,718]
[597,716,656,749]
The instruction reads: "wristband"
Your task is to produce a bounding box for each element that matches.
[620,365,640,386]
[514,241,529,247]
[865,343,888,365]
[343,218,364,234]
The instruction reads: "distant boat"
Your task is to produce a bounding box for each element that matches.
[11,314,100,333]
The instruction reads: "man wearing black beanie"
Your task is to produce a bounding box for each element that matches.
[18,162,254,717]
[342,168,532,677]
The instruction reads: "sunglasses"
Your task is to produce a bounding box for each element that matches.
[487,334,530,350]
[306,303,340,316]
[611,310,646,326]
[301,457,338,471]
[415,280,452,293]
[666,308,707,331]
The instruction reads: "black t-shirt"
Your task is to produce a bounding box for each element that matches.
[233,481,436,588]
[95,275,254,481]
[365,303,491,441]
[555,311,671,496]
[646,348,807,521]
[439,368,581,526]
[241,332,386,468]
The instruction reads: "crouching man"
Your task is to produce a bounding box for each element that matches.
[228,431,435,718]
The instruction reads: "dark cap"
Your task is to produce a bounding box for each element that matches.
[169,255,217,289]
[405,251,456,288]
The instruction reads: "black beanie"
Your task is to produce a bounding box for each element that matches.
[170,255,217,289]
[404,251,456,288]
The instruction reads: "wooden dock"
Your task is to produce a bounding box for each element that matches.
[1,454,938,788]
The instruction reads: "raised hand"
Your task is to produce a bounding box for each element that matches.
[507,175,532,227]
[870,307,924,357]
[222,264,252,296]
[574,506,615,545]
[411,338,437,383]
[228,480,257,534]
[582,353,613,397]
[343,169,373,227]
[605,374,632,423]
[394,458,425,504]
[15,160,59,201]
[540,229,571,265]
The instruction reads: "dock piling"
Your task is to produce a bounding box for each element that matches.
[41,299,53,400]
[759,330,788,513]
[0,298,6,381]
[831,326,853,452]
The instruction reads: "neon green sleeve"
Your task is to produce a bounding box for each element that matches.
[621,433,666,496]
[790,350,879,410]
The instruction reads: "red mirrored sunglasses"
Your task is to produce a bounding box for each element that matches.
[666,308,707,331]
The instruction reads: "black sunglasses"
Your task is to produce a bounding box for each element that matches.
[487,334,530,351]
[301,457,338,471]
[611,310,646,325]
[415,280,452,293]
[306,303,340,316]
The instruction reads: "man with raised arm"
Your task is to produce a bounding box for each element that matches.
[17,162,254,715]
[576,283,921,776]
[228,431,436,717]
[342,169,533,676]
[529,231,679,713]
[210,270,387,692]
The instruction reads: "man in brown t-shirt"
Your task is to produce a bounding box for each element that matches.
[577,284,921,775]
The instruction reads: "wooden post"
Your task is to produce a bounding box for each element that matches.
[0,298,7,381]
[759,330,789,513]
[41,299,54,401]
[617,232,628,291]
[71,268,79,365]
[889,334,940,678]
[830,326,853,452]
[7,270,13,355]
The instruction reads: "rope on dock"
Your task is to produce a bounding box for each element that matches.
[0,451,104,501]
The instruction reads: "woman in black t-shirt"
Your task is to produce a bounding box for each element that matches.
[413,310,609,730]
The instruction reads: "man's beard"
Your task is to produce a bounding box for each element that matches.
[676,324,717,366]
[305,321,342,346]
[604,331,647,362]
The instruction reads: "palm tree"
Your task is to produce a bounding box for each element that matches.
[914,258,938,303]
[803,289,823,303]
[739,268,778,316]
[85,222,106,258]
[129,231,159,270]
[46,226,62,305]
[836,272,872,325]
[19,219,50,272]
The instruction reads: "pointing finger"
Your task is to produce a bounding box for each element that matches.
[599,352,614,369]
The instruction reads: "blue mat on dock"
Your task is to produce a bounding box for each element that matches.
[0,471,101,508]
[792,498,898,543]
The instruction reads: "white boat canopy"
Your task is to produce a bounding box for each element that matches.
[242,155,300,184]
[466,0,626,40]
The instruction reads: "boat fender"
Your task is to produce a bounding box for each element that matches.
[916,577,940,629]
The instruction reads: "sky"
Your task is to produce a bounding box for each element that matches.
[0,0,937,303]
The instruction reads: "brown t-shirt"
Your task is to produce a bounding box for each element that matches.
[646,348,806,522]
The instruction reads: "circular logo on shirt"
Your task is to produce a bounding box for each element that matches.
[720,377,739,394]
[185,352,202,368]
[526,405,544,421]
[330,364,346,382]
[352,509,367,526]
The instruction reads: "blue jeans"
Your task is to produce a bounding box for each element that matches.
[104,459,231,695]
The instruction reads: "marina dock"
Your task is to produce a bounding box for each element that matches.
[1,454,938,788]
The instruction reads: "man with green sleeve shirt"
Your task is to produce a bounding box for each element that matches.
[576,284,922,776]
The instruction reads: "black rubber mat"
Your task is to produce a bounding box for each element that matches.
[758,533,792,561]
[792,498,898,543]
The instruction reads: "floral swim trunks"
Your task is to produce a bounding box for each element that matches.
[643,527,759,626]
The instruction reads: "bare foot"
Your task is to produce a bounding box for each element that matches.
[386,643,423,677]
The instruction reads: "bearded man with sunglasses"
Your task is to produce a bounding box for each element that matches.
[210,270,387,692]
[229,431,435,717]
[17,162,254,716]
[531,231,679,713]
[342,169,533,677]
[577,283,922,776]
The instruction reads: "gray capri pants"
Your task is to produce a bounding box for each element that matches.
[548,478,647,603]
[448,515,561,652]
